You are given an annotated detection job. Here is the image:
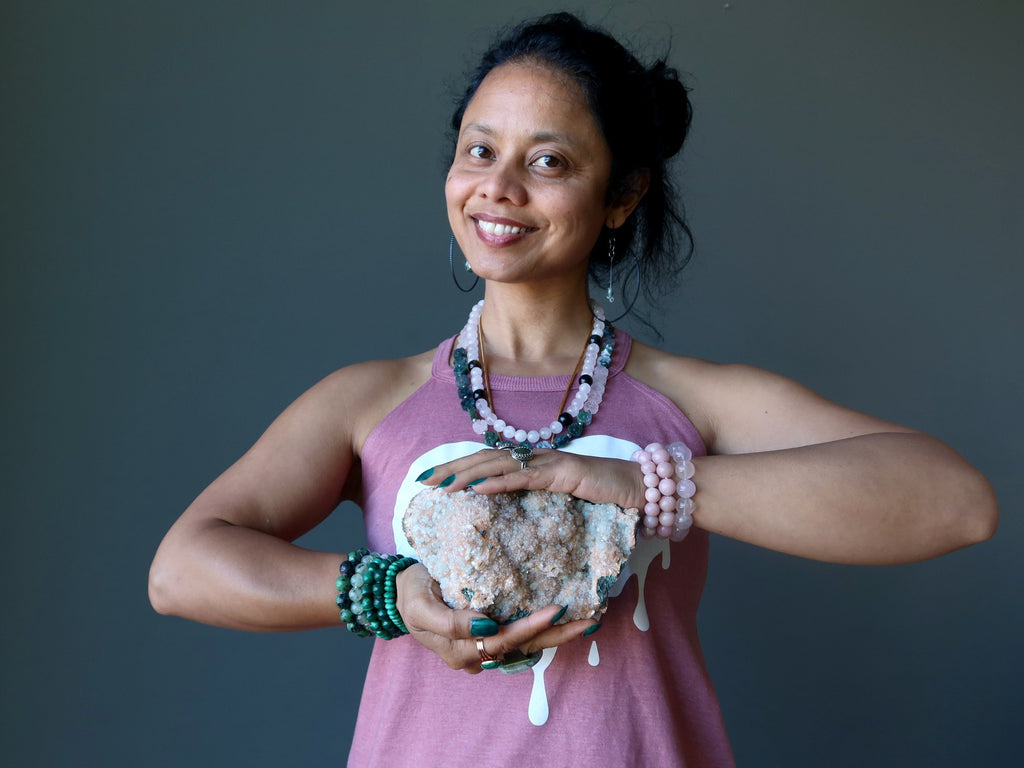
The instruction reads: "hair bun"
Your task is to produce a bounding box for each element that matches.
[648,61,692,159]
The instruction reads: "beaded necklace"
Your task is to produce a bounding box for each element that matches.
[454,299,615,448]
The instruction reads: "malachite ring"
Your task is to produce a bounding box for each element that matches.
[509,444,534,469]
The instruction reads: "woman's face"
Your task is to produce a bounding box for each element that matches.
[446,62,628,289]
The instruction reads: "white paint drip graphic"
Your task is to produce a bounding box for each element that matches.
[528,535,672,724]
[528,647,557,725]
[627,537,671,631]
[394,436,679,727]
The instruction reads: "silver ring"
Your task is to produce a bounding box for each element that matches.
[509,444,533,470]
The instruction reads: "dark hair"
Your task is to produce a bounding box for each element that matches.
[450,12,694,311]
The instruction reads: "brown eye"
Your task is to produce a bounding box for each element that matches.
[469,145,493,160]
[532,154,562,168]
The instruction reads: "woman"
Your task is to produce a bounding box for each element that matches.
[149,13,997,767]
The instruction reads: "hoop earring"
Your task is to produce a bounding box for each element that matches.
[449,234,479,292]
[606,232,616,303]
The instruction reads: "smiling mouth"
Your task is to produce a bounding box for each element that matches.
[475,219,529,236]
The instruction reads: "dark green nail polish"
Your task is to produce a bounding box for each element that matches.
[415,468,434,482]
[551,605,567,624]
[467,477,487,487]
[470,618,499,637]
[583,623,602,637]
[438,474,456,488]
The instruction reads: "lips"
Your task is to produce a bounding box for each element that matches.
[476,219,527,236]
[471,213,534,245]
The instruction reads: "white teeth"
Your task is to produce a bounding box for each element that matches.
[477,219,526,236]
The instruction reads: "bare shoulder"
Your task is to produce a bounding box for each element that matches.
[625,340,914,455]
[307,348,436,452]
[623,339,718,440]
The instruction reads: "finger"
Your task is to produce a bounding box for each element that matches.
[395,565,468,630]
[454,450,585,496]
[457,610,560,673]
[469,455,647,509]
[415,448,516,488]
[485,620,598,674]
[398,566,522,646]
[467,609,600,671]
[518,618,601,655]
[413,601,491,641]
[470,604,569,657]
[473,613,601,673]
[472,636,504,672]
[416,452,541,493]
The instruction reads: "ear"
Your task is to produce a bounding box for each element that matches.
[606,170,650,228]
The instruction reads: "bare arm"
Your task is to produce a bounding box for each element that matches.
[684,360,995,565]
[645,354,997,564]
[148,359,420,631]
[149,349,603,670]
[423,351,997,565]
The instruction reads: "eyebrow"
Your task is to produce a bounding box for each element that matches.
[462,122,577,147]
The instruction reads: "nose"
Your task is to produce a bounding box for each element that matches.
[477,158,527,206]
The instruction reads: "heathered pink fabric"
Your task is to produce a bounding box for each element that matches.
[349,330,735,767]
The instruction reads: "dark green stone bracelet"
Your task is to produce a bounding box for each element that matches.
[337,551,418,640]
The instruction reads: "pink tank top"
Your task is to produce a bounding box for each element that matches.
[349,331,734,767]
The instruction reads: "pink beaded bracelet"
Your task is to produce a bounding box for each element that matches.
[630,441,696,541]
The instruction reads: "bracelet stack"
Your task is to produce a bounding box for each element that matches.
[631,441,696,541]
[336,549,419,639]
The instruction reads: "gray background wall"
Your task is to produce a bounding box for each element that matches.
[3,1,1021,765]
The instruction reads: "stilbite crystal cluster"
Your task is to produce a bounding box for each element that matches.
[404,488,639,623]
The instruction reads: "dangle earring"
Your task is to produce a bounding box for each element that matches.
[449,233,479,292]
[606,230,617,303]
[606,255,642,323]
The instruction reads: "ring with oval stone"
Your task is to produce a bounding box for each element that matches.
[491,440,534,470]
[476,637,503,669]
[509,445,534,469]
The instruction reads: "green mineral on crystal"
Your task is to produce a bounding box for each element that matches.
[403,488,638,623]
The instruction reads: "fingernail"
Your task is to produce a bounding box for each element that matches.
[582,623,602,637]
[467,477,487,487]
[438,474,456,488]
[470,618,499,637]
[551,605,567,625]
[415,468,434,482]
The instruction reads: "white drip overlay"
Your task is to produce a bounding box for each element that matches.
[608,536,672,631]
[394,435,675,726]
[528,648,558,725]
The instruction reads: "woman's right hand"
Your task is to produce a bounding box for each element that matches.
[395,564,598,674]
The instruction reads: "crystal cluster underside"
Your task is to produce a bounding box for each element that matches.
[404,488,639,622]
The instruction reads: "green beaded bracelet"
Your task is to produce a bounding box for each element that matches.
[384,556,418,634]
[337,551,418,640]
[336,549,371,637]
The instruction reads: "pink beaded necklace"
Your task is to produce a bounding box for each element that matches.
[453,299,615,448]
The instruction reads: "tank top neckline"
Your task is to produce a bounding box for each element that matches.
[431,328,631,394]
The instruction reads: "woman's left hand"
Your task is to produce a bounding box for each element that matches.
[395,563,598,673]
[417,447,646,510]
